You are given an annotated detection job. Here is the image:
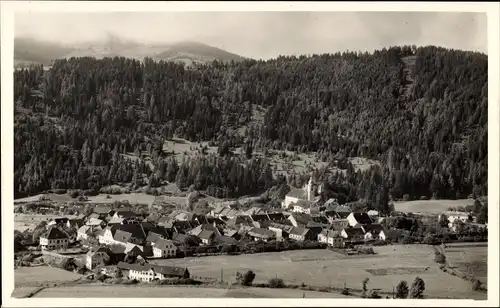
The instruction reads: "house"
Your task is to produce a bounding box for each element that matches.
[93,206,115,220]
[172,221,194,234]
[47,217,70,227]
[334,205,352,219]
[198,230,216,245]
[268,223,294,241]
[289,227,315,242]
[188,224,222,237]
[67,217,85,229]
[340,227,365,242]
[440,211,473,228]
[362,224,384,241]
[86,246,111,269]
[292,200,315,214]
[151,238,177,258]
[171,232,189,245]
[117,262,190,282]
[267,213,286,222]
[77,225,98,241]
[318,230,343,248]
[347,213,373,227]
[39,227,69,250]
[287,213,311,227]
[226,215,254,229]
[378,229,403,242]
[246,228,275,242]
[86,217,106,228]
[329,219,350,231]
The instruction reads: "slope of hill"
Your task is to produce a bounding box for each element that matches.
[14,36,246,66]
[13,45,487,211]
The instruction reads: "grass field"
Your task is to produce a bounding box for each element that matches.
[15,266,83,288]
[393,199,474,214]
[149,245,486,299]
[444,245,488,287]
[14,214,81,232]
[31,284,349,298]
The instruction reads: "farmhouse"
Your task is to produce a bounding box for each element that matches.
[378,229,403,242]
[47,217,69,227]
[289,227,316,242]
[287,213,311,227]
[440,211,472,228]
[77,225,100,241]
[117,262,190,282]
[86,246,111,269]
[247,228,275,242]
[334,205,352,219]
[198,230,216,245]
[341,227,365,242]
[347,212,373,227]
[151,238,177,258]
[362,224,384,241]
[39,227,69,250]
[318,230,343,248]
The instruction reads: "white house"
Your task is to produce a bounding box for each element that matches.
[440,211,472,229]
[39,227,69,250]
[117,262,190,282]
[151,238,177,258]
[86,247,111,270]
[77,225,93,241]
[99,226,118,245]
[318,229,343,248]
[347,213,373,227]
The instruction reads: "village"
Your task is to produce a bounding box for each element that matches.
[13,174,488,289]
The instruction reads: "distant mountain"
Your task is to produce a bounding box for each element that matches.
[14,36,247,67]
[150,41,247,64]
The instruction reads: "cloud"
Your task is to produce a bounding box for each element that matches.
[14,11,487,59]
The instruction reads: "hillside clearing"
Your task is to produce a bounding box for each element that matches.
[393,199,474,214]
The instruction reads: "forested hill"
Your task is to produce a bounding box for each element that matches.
[14,45,488,206]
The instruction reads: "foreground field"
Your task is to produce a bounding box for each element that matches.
[31,284,348,298]
[15,266,83,288]
[444,245,488,287]
[393,199,474,214]
[150,245,486,299]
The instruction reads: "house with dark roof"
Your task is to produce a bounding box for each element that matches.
[318,230,343,248]
[172,221,193,234]
[334,205,352,219]
[114,210,138,220]
[347,213,373,227]
[288,213,311,227]
[171,232,189,245]
[117,262,190,282]
[247,228,275,242]
[341,227,366,242]
[267,213,286,222]
[39,227,69,250]
[198,230,216,245]
[86,246,111,269]
[268,223,294,241]
[113,224,147,245]
[361,223,384,240]
[288,227,315,242]
[47,217,70,227]
[329,219,350,231]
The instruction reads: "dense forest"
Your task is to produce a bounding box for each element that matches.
[14,45,488,211]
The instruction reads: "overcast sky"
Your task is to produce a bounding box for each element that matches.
[15,11,487,59]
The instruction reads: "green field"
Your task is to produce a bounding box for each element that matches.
[149,245,486,299]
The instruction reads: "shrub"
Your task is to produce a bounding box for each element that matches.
[368,290,381,298]
[471,279,482,291]
[268,278,285,288]
[409,277,425,299]
[341,287,350,295]
[434,253,446,264]
[236,270,256,286]
[396,280,409,299]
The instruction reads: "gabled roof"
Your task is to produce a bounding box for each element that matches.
[214,235,238,245]
[290,227,310,237]
[171,232,188,243]
[87,218,104,226]
[152,238,175,249]
[41,227,68,240]
[362,223,384,234]
[288,213,311,226]
[247,228,275,239]
[267,213,286,221]
[251,214,270,222]
[86,246,111,257]
[350,213,372,225]
[342,227,365,237]
[115,224,146,241]
[115,210,137,219]
[94,206,113,214]
[320,229,341,238]
[198,230,215,240]
[78,225,92,234]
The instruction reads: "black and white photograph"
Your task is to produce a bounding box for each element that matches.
[1,1,499,306]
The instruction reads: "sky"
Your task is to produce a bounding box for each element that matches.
[15,11,488,60]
